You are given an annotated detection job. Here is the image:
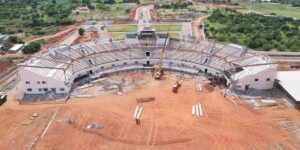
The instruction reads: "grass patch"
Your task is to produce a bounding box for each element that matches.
[70,3,135,21]
[111,33,126,40]
[169,33,180,39]
[107,25,137,32]
[0,57,24,62]
[140,0,177,4]
[24,26,59,36]
[151,24,182,32]
[242,2,300,19]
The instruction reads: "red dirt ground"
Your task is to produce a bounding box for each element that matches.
[71,32,99,45]
[277,61,300,71]
[113,21,135,25]
[129,5,139,21]
[0,61,13,72]
[0,72,299,150]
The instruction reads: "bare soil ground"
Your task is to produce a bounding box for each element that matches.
[277,61,300,71]
[0,71,299,150]
[71,32,99,45]
[0,61,13,72]
[129,5,139,21]
[192,15,209,40]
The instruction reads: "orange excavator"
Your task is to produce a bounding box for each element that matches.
[172,80,182,93]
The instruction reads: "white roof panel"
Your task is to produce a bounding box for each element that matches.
[9,44,24,51]
[277,71,300,102]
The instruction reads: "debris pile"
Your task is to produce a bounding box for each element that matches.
[275,119,300,145]
[71,72,149,97]
[136,97,155,103]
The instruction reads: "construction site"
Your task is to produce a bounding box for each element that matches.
[1,70,300,149]
[0,2,300,150]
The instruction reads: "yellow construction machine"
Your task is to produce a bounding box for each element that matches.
[154,23,172,79]
[154,53,164,79]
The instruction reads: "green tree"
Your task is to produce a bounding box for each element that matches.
[125,8,131,14]
[262,43,272,51]
[22,42,41,54]
[78,28,85,36]
[8,36,24,44]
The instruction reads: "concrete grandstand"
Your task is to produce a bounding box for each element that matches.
[18,34,277,97]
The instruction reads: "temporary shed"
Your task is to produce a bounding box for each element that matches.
[8,44,24,53]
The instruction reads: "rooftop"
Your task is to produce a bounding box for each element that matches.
[19,36,275,84]
[9,44,24,52]
[277,71,300,102]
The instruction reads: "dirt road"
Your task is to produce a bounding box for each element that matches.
[27,26,78,44]
[192,15,209,40]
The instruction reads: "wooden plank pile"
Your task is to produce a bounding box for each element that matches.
[136,97,155,103]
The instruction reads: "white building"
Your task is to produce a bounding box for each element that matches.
[276,71,300,107]
[18,35,277,96]
[19,68,70,94]
[223,44,277,90]
[8,44,24,53]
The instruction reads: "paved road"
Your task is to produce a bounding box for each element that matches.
[181,22,193,38]
[59,29,79,46]
[135,5,153,31]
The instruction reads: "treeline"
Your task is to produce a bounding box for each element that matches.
[0,0,75,27]
[154,2,193,9]
[195,0,233,4]
[271,0,300,7]
[96,0,139,4]
[205,9,300,51]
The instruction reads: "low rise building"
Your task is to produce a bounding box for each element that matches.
[8,44,24,53]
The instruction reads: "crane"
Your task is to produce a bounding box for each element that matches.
[154,23,172,79]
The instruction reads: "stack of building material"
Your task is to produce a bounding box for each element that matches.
[133,105,143,120]
[192,103,206,117]
[77,84,94,90]
[195,84,202,92]
[86,124,104,129]
[261,99,277,106]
